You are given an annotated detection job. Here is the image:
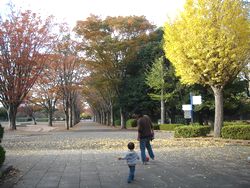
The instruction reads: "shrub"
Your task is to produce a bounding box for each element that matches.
[160,124,184,131]
[153,124,160,130]
[80,114,92,120]
[0,145,5,167]
[16,117,32,122]
[114,120,121,126]
[190,123,202,126]
[221,125,250,140]
[0,107,8,121]
[126,119,137,128]
[36,118,49,122]
[174,115,186,124]
[174,125,211,138]
[0,125,4,141]
[223,121,249,126]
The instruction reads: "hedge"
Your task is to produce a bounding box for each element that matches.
[16,117,32,122]
[36,118,49,122]
[0,125,3,141]
[126,119,137,128]
[223,121,249,126]
[153,124,160,130]
[114,120,121,126]
[0,124,5,167]
[174,125,211,138]
[159,124,184,131]
[0,145,5,167]
[221,125,250,140]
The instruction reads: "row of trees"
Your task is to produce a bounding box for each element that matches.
[74,15,157,128]
[0,7,85,130]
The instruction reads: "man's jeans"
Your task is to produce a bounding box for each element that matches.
[128,165,135,182]
[140,138,155,162]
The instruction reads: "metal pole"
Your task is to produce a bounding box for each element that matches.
[190,92,193,124]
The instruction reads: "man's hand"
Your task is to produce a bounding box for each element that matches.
[137,133,141,141]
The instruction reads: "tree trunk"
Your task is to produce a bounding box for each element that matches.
[97,111,101,123]
[104,111,108,125]
[120,107,125,129]
[69,96,73,128]
[93,110,97,122]
[65,100,70,130]
[101,110,104,124]
[32,114,37,125]
[48,109,53,127]
[73,104,79,125]
[111,105,114,126]
[72,104,76,125]
[107,111,110,126]
[161,88,165,124]
[47,100,53,127]
[65,112,69,130]
[74,102,81,125]
[8,104,17,130]
[69,106,73,128]
[211,86,224,137]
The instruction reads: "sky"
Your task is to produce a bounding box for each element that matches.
[0,0,185,28]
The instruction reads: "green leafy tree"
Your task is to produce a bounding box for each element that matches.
[145,57,168,124]
[119,28,188,123]
[118,28,163,122]
[223,78,250,119]
[164,0,250,137]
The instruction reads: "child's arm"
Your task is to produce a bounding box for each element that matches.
[118,155,127,160]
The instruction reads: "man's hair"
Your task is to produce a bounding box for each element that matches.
[127,142,135,150]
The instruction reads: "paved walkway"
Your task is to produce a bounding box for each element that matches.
[0,121,250,188]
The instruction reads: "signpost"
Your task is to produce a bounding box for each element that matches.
[192,96,202,105]
[182,94,202,123]
[184,110,192,119]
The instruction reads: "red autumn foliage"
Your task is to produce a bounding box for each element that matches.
[0,7,56,129]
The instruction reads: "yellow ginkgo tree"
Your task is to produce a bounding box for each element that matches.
[164,0,250,137]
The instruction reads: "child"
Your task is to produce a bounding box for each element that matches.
[118,142,140,183]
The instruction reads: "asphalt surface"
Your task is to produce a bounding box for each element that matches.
[0,121,249,188]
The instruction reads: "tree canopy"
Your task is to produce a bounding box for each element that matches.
[0,8,56,129]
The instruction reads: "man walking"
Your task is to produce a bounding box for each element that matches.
[136,112,155,164]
